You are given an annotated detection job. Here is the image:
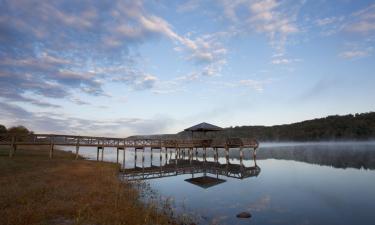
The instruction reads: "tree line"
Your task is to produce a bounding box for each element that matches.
[2,112,375,141]
[176,112,375,141]
[0,125,33,135]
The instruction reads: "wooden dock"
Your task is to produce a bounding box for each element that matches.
[0,133,259,168]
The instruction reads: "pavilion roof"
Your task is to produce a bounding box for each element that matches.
[184,122,223,132]
[184,176,226,189]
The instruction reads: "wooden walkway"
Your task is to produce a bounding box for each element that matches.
[0,134,259,166]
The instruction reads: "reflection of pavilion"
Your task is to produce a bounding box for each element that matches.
[121,157,261,183]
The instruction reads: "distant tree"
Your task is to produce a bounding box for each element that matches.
[0,125,7,134]
[7,126,33,135]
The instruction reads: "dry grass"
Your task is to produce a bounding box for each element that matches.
[0,146,177,225]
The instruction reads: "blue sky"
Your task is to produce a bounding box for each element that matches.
[0,0,374,136]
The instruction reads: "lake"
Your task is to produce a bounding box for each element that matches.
[59,142,375,225]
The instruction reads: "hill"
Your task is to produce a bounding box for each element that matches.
[130,112,375,142]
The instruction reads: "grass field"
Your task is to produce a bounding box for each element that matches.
[0,146,177,225]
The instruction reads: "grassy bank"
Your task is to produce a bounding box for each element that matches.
[0,146,175,225]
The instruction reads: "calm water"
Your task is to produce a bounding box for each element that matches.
[60,142,375,225]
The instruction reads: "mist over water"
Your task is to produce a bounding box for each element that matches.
[59,142,375,225]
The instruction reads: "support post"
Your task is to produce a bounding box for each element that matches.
[123,148,126,169]
[134,148,137,168]
[253,147,257,167]
[101,147,104,161]
[116,148,119,163]
[75,138,80,160]
[165,148,168,164]
[240,147,244,166]
[159,148,162,166]
[142,148,144,171]
[189,148,192,165]
[75,145,79,160]
[225,146,229,175]
[97,147,100,161]
[215,148,219,163]
[225,146,229,164]
[151,148,153,166]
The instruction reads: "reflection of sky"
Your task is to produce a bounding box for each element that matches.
[58,144,375,225]
[149,159,375,225]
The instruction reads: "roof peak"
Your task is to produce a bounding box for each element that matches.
[184,122,223,132]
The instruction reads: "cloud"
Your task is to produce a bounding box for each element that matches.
[345,4,375,34]
[211,78,274,92]
[219,0,302,55]
[177,0,201,13]
[339,49,371,59]
[0,0,229,109]
[271,57,301,65]
[0,102,175,136]
[239,79,272,92]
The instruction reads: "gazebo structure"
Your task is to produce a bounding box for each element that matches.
[184,122,223,132]
[184,122,223,140]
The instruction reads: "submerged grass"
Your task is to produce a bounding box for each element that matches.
[0,146,176,225]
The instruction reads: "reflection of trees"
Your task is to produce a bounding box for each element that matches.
[256,144,375,170]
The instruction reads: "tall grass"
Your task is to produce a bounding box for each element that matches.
[0,147,181,225]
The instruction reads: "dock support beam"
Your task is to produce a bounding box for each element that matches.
[142,148,145,171]
[165,148,168,164]
[225,146,229,164]
[159,148,162,166]
[239,147,244,166]
[253,147,257,167]
[49,144,54,159]
[75,145,79,160]
[134,148,137,168]
[123,148,126,169]
[116,148,119,163]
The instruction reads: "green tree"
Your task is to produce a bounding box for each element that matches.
[7,126,32,135]
[0,125,7,134]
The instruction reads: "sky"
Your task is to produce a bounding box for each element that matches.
[0,0,374,137]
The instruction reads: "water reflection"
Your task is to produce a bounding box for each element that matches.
[257,142,375,169]
[59,143,375,224]
[121,152,260,186]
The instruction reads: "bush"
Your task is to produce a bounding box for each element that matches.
[7,126,33,135]
[0,125,6,134]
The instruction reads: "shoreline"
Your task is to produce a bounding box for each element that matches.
[0,146,182,225]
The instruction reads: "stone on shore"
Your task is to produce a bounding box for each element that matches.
[236,212,252,218]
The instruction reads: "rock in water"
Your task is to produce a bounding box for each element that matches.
[236,212,252,218]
